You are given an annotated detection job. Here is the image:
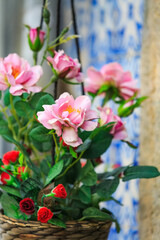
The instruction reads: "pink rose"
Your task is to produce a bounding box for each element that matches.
[0,53,43,95]
[37,92,98,147]
[47,50,83,82]
[85,63,139,100]
[28,27,45,52]
[98,106,127,140]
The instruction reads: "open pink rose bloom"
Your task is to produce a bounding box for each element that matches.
[98,106,127,140]
[0,53,43,95]
[37,92,98,147]
[85,62,139,100]
[47,50,83,82]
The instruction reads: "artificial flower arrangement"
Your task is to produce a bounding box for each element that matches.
[0,3,159,233]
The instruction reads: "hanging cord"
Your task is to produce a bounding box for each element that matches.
[71,0,85,95]
[54,0,61,100]
[51,0,61,166]
[40,0,46,29]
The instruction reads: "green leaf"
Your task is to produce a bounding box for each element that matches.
[118,96,147,117]
[4,89,10,106]
[69,146,77,159]
[76,138,92,153]
[78,160,97,186]
[36,94,55,112]
[79,185,91,204]
[97,84,111,94]
[40,156,52,176]
[98,166,128,180]
[96,178,119,198]
[45,160,64,186]
[0,185,21,198]
[0,120,12,136]
[29,125,52,142]
[3,89,21,106]
[31,139,52,152]
[29,92,48,108]
[48,218,66,228]
[14,101,34,118]
[18,153,24,166]
[123,166,160,181]
[82,207,114,221]
[20,178,41,198]
[82,126,113,159]
[121,140,138,149]
[1,192,19,218]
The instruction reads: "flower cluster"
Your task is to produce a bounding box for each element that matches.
[0,3,159,231]
[18,184,67,223]
[0,151,28,186]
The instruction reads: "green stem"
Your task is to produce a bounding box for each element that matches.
[56,151,85,180]
[0,104,17,140]
[41,24,50,65]
[33,52,38,65]
[52,132,59,163]
[55,139,63,163]
[10,94,21,129]
[42,75,58,91]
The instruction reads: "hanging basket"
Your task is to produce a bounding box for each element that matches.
[0,213,112,240]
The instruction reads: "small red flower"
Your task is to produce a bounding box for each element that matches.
[51,184,67,199]
[19,198,35,215]
[2,151,20,165]
[17,166,28,181]
[0,171,13,185]
[37,207,53,223]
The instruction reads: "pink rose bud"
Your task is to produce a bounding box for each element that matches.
[28,27,45,52]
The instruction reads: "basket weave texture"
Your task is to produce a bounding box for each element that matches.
[0,214,112,240]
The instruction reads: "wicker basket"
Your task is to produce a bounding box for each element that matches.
[0,213,112,240]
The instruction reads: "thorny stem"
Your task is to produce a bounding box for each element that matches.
[42,75,58,91]
[41,24,50,65]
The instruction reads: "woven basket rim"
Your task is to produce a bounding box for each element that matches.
[0,212,111,229]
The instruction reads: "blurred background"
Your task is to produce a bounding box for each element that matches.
[0,0,144,239]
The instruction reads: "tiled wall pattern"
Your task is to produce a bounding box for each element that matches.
[63,0,144,239]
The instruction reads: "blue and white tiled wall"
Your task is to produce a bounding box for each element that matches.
[64,0,144,239]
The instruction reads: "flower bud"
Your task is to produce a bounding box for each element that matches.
[28,27,45,52]
[43,7,50,25]
[0,171,14,185]
[17,166,28,181]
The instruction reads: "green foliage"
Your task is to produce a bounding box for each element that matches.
[80,125,113,159]
[96,178,119,199]
[45,160,64,186]
[0,119,12,136]
[36,94,55,111]
[123,166,160,181]
[1,192,20,218]
[20,178,42,198]
[82,207,115,221]
[78,185,91,204]
[78,160,97,186]
[29,125,52,142]
[0,185,21,198]
[48,218,66,228]
[14,101,34,118]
